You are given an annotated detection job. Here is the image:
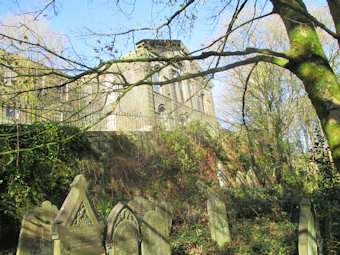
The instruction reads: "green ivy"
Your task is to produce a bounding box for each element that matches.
[0,123,89,244]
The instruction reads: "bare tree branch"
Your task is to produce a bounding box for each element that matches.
[275,0,340,42]
[84,0,196,37]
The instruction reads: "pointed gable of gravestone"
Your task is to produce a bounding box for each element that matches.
[16,201,58,255]
[52,175,104,255]
[105,202,140,255]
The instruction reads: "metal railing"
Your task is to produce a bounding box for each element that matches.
[0,103,216,131]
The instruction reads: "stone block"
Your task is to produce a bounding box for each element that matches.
[16,201,58,255]
[141,210,171,255]
[207,192,231,248]
[298,198,318,255]
[155,200,173,237]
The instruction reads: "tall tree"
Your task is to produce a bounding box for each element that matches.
[1,0,339,170]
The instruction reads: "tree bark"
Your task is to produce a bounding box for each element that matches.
[327,0,340,47]
[270,0,340,170]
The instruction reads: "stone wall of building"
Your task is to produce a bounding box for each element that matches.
[84,39,218,131]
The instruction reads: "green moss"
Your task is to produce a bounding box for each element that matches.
[288,26,326,59]
[326,121,340,158]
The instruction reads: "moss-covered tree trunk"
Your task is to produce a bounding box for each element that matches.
[270,0,340,170]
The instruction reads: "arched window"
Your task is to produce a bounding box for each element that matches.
[201,92,205,113]
[177,69,184,102]
[158,104,166,113]
[153,65,161,93]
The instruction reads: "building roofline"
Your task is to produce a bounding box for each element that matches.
[136,39,185,51]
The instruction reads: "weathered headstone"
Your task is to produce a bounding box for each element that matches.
[105,202,140,255]
[112,221,139,255]
[235,171,246,187]
[141,210,171,255]
[207,192,231,248]
[155,200,173,237]
[298,198,318,255]
[217,161,228,188]
[16,201,58,255]
[127,195,154,219]
[52,175,104,255]
[246,167,261,188]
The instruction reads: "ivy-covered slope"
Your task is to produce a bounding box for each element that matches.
[0,123,89,250]
[0,121,338,254]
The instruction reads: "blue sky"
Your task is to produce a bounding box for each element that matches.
[0,0,328,63]
[0,0,331,126]
[0,0,226,63]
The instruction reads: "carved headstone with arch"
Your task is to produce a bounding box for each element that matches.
[105,202,141,255]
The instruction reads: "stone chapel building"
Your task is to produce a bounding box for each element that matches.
[85,39,217,131]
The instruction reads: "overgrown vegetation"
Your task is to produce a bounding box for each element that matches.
[0,121,339,254]
[0,123,88,249]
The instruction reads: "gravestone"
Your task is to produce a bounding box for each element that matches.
[156,200,173,237]
[235,171,246,187]
[16,201,58,255]
[141,210,171,255]
[112,221,139,255]
[246,167,261,188]
[207,192,231,248]
[105,202,140,255]
[217,161,228,188]
[127,195,154,219]
[298,198,318,255]
[52,175,104,255]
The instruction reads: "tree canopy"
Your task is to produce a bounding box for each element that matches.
[0,0,339,170]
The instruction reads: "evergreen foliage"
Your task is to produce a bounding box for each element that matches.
[0,123,88,250]
[0,121,338,254]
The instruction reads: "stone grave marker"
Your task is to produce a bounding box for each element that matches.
[127,195,154,219]
[112,221,139,255]
[299,198,318,255]
[52,175,104,255]
[217,161,228,188]
[235,171,246,187]
[207,192,231,248]
[246,167,261,188]
[105,202,140,255]
[141,210,171,255]
[156,200,173,237]
[16,201,58,255]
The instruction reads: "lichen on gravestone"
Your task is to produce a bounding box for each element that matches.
[246,167,261,188]
[155,199,173,237]
[235,171,246,187]
[141,210,171,255]
[298,198,318,255]
[217,161,228,188]
[127,195,154,219]
[52,174,104,255]
[105,202,140,255]
[16,201,58,255]
[207,192,231,248]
